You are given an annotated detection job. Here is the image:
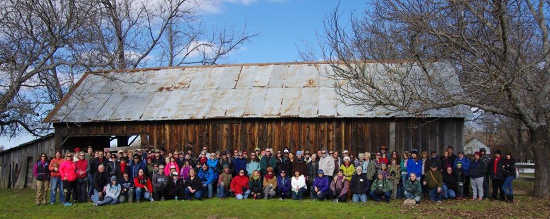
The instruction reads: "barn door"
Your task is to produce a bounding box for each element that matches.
[24,157,33,188]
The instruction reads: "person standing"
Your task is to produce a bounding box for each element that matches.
[479,148,491,199]
[489,150,505,201]
[33,153,50,205]
[454,152,470,197]
[49,151,64,205]
[59,152,77,206]
[388,158,401,199]
[259,149,277,176]
[319,150,335,182]
[470,152,487,200]
[501,153,516,202]
[74,152,88,203]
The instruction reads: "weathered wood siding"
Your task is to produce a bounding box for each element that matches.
[0,135,55,189]
[55,118,463,154]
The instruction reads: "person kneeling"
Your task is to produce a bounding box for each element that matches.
[423,164,443,203]
[403,173,422,204]
[230,169,250,200]
[166,172,184,200]
[330,170,350,202]
[96,176,120,206]
[263,167,277,199]
[312,170,329,200]
[370,173,392,203]
[351,166,368,203]
[291,170,307,200]
[184,169,203,200]
[217,165,232,198]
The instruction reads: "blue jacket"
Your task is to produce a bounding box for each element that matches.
[207,159,218,171]
[454,157,471,175]
[313,176,329,193]
[233,158,247,175]
[277,176,291,193]
[246,161,260,176]
[198,168,217,185]
[129,160,147,179]
[406,158,422,177]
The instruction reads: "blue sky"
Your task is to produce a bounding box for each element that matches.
[0,0,364,149]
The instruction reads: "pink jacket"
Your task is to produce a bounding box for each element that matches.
[59,160,77,182]
[164,162,180,176]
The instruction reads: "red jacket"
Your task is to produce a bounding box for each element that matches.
[230,175,249,195]
[49,158,64,177]
[59,160,77,182]
[75,159,88,179]
[134,175,153,192]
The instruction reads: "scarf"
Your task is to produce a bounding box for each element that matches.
[265,173,274,180]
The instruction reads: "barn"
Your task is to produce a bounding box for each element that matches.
[44,62,467,154]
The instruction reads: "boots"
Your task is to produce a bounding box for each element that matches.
[507,194,514,203]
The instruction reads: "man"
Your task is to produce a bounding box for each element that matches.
[332,151,341,176]
[470,152,487,200]
[350,166,369,203]
[425,151,440,171]
[319,150,335,181]
[88,151,106,197]
[479,148,491,199]
[447,146,457,164]
[276,170,291,199]
[260,149,277,175]
[119,172,134,203]
[217,165,232,198]
[198,164,217,198]
[85,146,94,160]
[232,152,247,176]
[129,154,147,180]
[489,150,505,201]
[369,172,392,202]
[362,152,377,183]
[293,151,307,176]
[454,152,470,196]
[406,151,422,180]
[152,164,169,201]
[49,151,64,204]
[166,172,184,200]
[403,173,422,204]
[92,164,110,204]
[33,153,50,205]
[106,153,121,179]
[423,164,443,202]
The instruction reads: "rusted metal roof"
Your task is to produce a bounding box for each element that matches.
[45,62,468,123]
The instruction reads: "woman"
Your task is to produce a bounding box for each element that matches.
[134,169,154,202]
[263,167,277,199]
[442,166,457,200]
[339,157,355,181]
[306,154,319,193]
[207,153,218,172]
[312,170,329,200]
[330,169,350,202]
[59,152,77,206]
[198,164,217,198]
[230,169,250,200]
[350,166,368,203]
[379,153,389,165]
[362,152,376,183]
[291,170,307,200]
[501,153,516,202]
[277,170,291,199]
[184,168,203,200]
[33,153,50,205]
[164,157,180,177]
[246,153,261,177]
[249,170,263,199]
[95,176,121,206]
[400,152,409,197]
[388,158,401,199]
[179,160,192,181]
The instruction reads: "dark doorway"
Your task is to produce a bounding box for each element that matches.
[24,157,33,188]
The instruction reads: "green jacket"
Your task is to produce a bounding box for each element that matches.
[370,178,392,193]
[404,179,422,197]
[388,164,400,182]
[424,169,443,189]
[362,160,377,180]
[260,156,277,174]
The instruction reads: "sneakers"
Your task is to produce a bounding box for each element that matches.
[63,202,72,207]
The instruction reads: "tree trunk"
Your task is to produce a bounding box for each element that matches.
[531,126,550,199]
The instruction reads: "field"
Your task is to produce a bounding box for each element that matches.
[0,179,548,219]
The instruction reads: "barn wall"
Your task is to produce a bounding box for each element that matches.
[0,136,56,189]
[55,118,464,154]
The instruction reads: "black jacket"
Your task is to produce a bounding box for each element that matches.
[152,173,169,191]
[443,172,457,191]
[166,178,185,197]
[350,174,369,194]
[488,157,505,179]
[93,171,110,191]
[88,158,107,176]
[185,176,202,191]
[249,178,263,193]
[105,160,121,179]
[501,158,515,177]
[469,159,486,178]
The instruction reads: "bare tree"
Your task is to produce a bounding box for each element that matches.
[324,0,550,197]
[0,0,96,137]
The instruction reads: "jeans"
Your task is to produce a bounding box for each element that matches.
[291,188,307,200]
[135,188,153,202]
[442,184,456,199]
[429,188,442,201]
[492,178,505,200]
[235,190,251,200]
[482,175,489,198]
[369,191,391,202]
[91,189,101,203]
[502,176,514,196]
[87,174,94,196]
[50,177,64,204]
[404,190,421,202]
[184,188,203,200]
[311,190,326,200]
[471,177,484,199]
[96,196,119,206]
[203,184,214,198]
[352,193,367,203]
[217,185,228,198]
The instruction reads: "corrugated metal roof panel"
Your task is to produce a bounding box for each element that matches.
[47,62,469,123]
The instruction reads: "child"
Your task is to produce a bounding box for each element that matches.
[455,163,465,199]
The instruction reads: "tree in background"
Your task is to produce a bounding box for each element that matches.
[323,0,550,197]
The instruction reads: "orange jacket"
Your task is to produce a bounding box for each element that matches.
[49,158,64,177]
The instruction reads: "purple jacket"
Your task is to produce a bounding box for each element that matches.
[277,176,291,193]
[313,176,329,193]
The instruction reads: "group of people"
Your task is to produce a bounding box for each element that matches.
[32,144,517,207]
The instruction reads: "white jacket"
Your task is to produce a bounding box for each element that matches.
[319,156,335,177]
[291,175,307,192]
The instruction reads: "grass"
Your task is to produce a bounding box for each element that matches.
[0,179,548,219]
